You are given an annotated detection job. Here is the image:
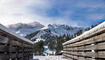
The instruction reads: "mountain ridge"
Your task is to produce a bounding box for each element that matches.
[8,22,44,36]
[7,21,83,55]
[25,23,83,42]
[7,21,83,42]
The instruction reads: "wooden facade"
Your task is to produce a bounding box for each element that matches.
[0,24,33,60]
[63,22,105,60]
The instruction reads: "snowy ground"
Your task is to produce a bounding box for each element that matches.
[32,55,67,60]
[43,46,56,55]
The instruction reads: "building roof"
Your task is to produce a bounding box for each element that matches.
[63,21,105,45]
[0,24,33,44]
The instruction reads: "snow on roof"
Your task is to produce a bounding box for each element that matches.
[63,21,105,45]
[0,24,33,44]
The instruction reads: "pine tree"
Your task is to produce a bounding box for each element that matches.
[56,39,63,54]
[33,40,44,55]
[48,40,56,50]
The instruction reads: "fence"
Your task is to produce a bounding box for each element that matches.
[63,22,105,60]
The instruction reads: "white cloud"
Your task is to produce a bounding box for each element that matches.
[0,0,52,25]
[0,0,78,27]
[75,0,105,9]
[0,0,105,27]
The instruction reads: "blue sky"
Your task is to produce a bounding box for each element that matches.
[0,0,105,27]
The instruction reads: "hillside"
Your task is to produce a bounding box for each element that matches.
[8,22,44,36]
[26,24,82,42]
[8,22,83,55]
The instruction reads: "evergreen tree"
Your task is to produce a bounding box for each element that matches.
[48,40,56,50]
[85,27,91,31]
[56,38,63,54]
[33,40,44,55]
[91,24,98,29]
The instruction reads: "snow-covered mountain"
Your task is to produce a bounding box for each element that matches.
[26,24,82,42]
[8,22,82,42]
[8,22,44,36]
[8,22,83,55]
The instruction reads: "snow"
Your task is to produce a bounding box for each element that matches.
[0,24,33,44]
[30,24,82,42]
[63,21,105,45]
[47,24,80,36]
[8,22,44,36]
[41,25,49,30]
[16,26,43,36]
[32,56,67,60]
[43,46,56,55]
[34,38,45,43]
[8,22,82,43]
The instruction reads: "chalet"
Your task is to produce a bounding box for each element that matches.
[0,24,33,60]
[63,22,105,60]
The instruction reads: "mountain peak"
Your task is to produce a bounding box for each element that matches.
[27,21,44,27]
[25,24,83,42]
[8,21,44,36]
